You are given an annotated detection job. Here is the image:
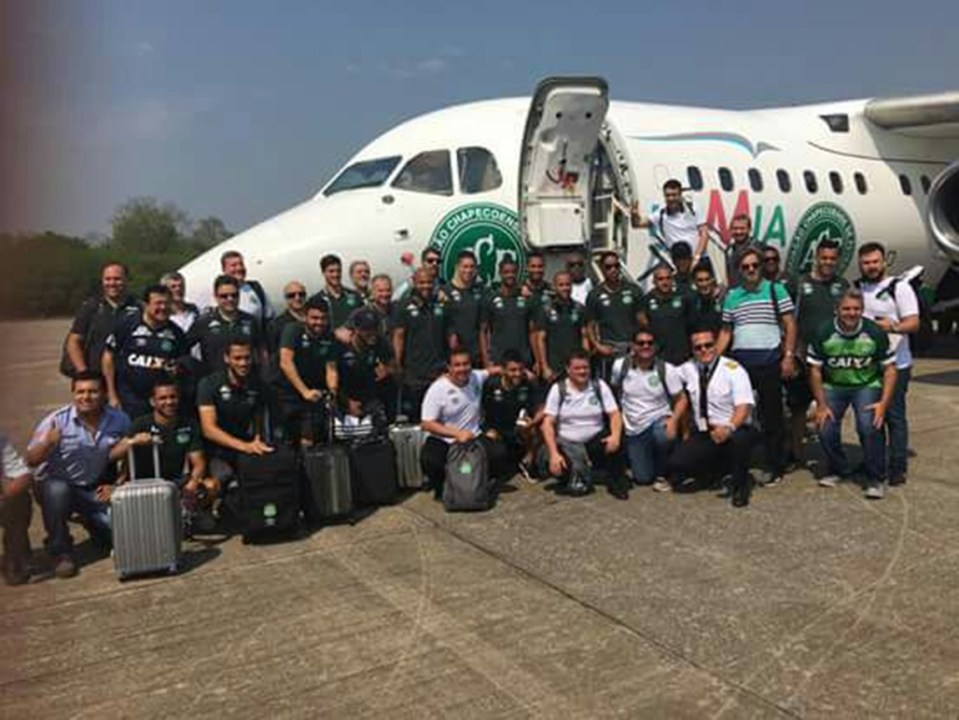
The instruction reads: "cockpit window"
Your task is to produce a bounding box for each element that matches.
[391,150,453,196]
[323,156,401,196]
[457,147,503,194]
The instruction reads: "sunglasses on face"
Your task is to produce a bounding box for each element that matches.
[633,340,654,347]
[285,291,306,299]
[425,257,440,265]
[740,262,759,271]
[217,292,239,300]
[603,263,619,270]
[693,341,715,351]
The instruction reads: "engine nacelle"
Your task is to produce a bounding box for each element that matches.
[926,161,959,261]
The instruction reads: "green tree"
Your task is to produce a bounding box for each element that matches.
[111,197,190,254]
[191,216,232,249]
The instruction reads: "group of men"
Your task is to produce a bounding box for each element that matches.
[0,179,921,585]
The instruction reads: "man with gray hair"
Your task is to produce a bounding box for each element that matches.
[161,271,200,333]
[349,259,372,300]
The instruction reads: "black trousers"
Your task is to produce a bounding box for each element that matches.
[746,363,785,476]
[421,436,509,498]
[538,435,628,493]
[668,429,755,501]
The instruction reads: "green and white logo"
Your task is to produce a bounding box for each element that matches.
[431,203,526,284]
[786,202,856,276]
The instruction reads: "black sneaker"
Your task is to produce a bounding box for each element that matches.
[889,475,907,487]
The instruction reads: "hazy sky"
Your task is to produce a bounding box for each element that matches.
[11,0,959,236]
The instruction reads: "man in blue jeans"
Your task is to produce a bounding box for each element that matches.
[611,329,683,492]
[26,371,130,578]
[807,289,897,499]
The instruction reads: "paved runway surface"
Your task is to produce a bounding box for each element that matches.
[2,319,958,718]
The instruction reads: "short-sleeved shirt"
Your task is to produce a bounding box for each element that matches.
[267,309,302,357]
[523,280,555,310]
[1,433,29,482]
[337,337,392,402]
[29,405,131,487]
[807,318,894,389]
[689,292,724,334]
[656,204,702,250]
[345,302,395,339]
[126,415,202,482]
[69,295,141,372]
[585,282,643,346]
[196,370,268,451]
[544,379,618,444]
[393,295,448,383]
[481,375,537,439]
[639,291,692,364]
[534,298,586,371]
[313,287,364,328]
[278,323,339,398]
[860,277,920,369]
[677,357,754,432]
[789,274,849,345]
[481,289,534,364]
[421,370,489,444]
[722,279,795,366]
[106,315,186,399]
[445,282,486,358]
[185,309,264,377]
[613,360,683,436]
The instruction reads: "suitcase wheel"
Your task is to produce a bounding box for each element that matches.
[167,563,179,575]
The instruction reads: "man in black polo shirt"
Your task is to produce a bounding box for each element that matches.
[393,268,448,421]
[533,271,588,382]
[522,251,554,309]
[186,275,266,379]
[102,284,187,420]
[63,261,140,376]
[312,254,363,328]
[120,380,218,533]
[670,243,697,299]
[689,264,724,334]
[197,339,273,488]
[337,308,392,429]
[277,297,340,444]
[638,264,692,365]
[586,251,642,377]
[482,349,540,478]
[480,257,535,367]
[445,250,486,363]
[267,280,307,360]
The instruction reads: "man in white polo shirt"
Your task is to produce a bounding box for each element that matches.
[857,242,919,487]
[540,348,627,499]
[420,350,506,499]
[631,179,710,266]
[611,328,684,492]
[668,327,756,507]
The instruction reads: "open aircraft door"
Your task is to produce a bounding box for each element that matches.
[519,78,618,254]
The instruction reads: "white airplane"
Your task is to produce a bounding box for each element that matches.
[179,77,959,303]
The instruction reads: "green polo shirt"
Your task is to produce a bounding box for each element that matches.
[445,282,486,359]
[481,288,534,364]
[638,290,692,364]
[127,414,202,482]
[393,295,448,383]
[197,369,269,451]
[313,287,364,328]
[534,298,586,371]
[789,273,850,345]
[278,322,339,398]
[585,282,642,345]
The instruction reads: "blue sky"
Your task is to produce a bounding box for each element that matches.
[14,0,959,236]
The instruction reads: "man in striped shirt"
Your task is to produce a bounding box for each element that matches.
[717,247,797,487]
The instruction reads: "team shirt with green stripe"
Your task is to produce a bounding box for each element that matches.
[806,318,894,388]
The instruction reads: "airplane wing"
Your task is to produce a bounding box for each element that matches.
[865,91,959,137]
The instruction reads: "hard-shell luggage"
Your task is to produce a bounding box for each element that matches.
[349,439,398,506]
[302,402,353,522]
[235,445,301,542]
[389,424,427,489]
[112,441,182,580]
[443,440,493,512]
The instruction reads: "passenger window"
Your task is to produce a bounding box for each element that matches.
[392,150,453,195]
[748,168,763,192]
[899,174,912,196]
[829,171,844,194]
[457,147,502,194]
[854,172,868,195]
[804,170,818,194]
[323,156,402,196]
[687,166,703,191]
[776,169,791,193]
[921,175,931,194]
[718,167,734,192]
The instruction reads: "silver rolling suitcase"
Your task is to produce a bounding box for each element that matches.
[112,441,182,580]
[389,423,426,489]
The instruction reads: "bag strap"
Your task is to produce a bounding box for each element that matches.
[248,280,268,312]
[655,358,674,406]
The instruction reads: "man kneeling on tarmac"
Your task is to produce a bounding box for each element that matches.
[481,349,542,481]
[116,379,220,535]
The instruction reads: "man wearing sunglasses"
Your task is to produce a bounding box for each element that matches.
[586,251,642,379]
[566,252,592,305]
[717,248,797,488]
[669,328,756,507]
[761,245,790,285]
[267,281,308,360]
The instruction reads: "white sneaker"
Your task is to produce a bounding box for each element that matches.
[865,482,886,500]
[652,479,672,493]
[818,475,839,488]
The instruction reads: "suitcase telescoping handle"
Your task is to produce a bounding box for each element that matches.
[127,435,161,481]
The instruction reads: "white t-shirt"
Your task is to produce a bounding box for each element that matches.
[657,205,702,250]
[677,357,754,432]
[860,277,919,369]
[571,278,593,306]
[544,378,618,444]
[421,370,489,444]
[613,359,683,436]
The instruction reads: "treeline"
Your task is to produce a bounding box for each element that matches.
[0,198,232,319]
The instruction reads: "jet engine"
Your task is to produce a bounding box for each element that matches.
[927,160,959,261]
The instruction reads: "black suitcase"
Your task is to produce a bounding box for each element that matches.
[235,445,301,542]
[349,438,398,506]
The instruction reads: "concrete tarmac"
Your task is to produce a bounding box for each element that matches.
[2,318,959,718]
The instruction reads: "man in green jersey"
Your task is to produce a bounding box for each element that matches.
[807,288,896,499]
[445,250,485,364]
[586,251,642,378]
[393,268,448,421]
[533,271,588,382]
[637,264,692,364]
[479,257,535,367]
